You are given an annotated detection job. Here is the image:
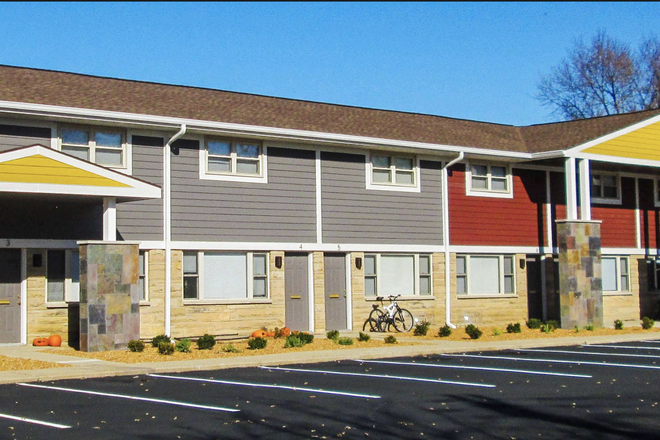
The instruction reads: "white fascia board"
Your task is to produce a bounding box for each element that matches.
[450,245,545,254]
[570,152,660,168]
[170,241,446,253]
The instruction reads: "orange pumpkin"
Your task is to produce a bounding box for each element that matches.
[48,335,62,347]
[280,327,292,337]
[251,330,267,338]
[33,337,49,346]
[265,331,275,337]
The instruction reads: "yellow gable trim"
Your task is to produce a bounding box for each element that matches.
[0,155,130,187]
[583,119,660,161]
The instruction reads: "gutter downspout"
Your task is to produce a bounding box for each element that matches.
[164,124,187,337]
[442,152,464,329]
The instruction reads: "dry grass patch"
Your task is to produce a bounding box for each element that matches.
[0,355,68,372]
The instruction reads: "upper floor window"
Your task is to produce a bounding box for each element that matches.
[206,139,262,175]
[590,173,620,204]
[60,128,125,167]
[367,153,420,192]
[466,163,513,198]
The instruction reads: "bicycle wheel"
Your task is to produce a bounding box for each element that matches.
[363,308,386,332]
[393,308,414,332]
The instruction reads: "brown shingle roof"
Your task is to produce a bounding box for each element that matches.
[1,65,658,154]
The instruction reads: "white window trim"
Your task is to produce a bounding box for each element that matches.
[199,137,268,184]
[183,251,270,303]
[365,152,421,193]
[456,254,516,296]
[647,257,660,293]
[465,162,514,199]
[363,253,432,297]
[590,172,622,205]
[58,125,129,171]
[45,250,80,306]
[602,255,630,294]
[139,250,149,303]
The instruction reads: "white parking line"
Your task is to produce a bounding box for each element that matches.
[442,354,660,370]
[0,412,71,429]
[352,359,592,378]
[148,373,381,399]
[584,344,660,351]
[521,348,660,360]
[259,366,496,388]
[642,340,660,344]
[17,383,240,413]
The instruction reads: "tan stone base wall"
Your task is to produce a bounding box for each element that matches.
[139,250,166,339]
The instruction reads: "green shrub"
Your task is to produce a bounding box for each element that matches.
[526,318,542,329]
[222,343,240,353]
[413,320,431,336]
[158,341,174,355]
[574,325,580,333]
[540,324,554,333]
[175,338,192,353]
[492,328,502,336]
[284,335,304,348]
[642,316,655,330]
[584,324,595,331]
[358,332,371,342]
[326,330,340,341]
[506,323,521,334]
[151,334,171,348]
[338,337,354,346]
[545,320,560,330]
[248,337,268,350]
[384,335,397,344]
[127,340,145,353]
[299,332,314,345]
[197,334,216,350]
[614,319,624,330]
[438,324,452,337]
[465,324,482,340]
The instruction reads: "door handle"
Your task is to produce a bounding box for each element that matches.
[0,300,9,305]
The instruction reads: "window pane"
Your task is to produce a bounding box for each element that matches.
[420,276,431,295]
[491,178,507,191]
[183,277,198,299]
[253,254,267,276]
[471,176,488,189]
[62,129,89,145]
[602,175,616,187]
[365,277,377,296]
[208,140,231,156]
[138,278,145,300]
[204,253,247,299]
[183,253,197,274]
[394,157,413,170]
[380,255,414,296]
[236,143,259,158]
[372,155,390,168]
[62,145,89,161]
[456,256,466,275]
[471,165,487,176]
[373,169,392,183]
[457,276,466,294]
[364,255,376,275]
[395,171,414,185]
[620,258,628,275]
[95,132,122,147]
[138,253,145,277]
[503,256,514,275]
[491,166,506,178]
[47,250,65,302]
[96,148,123,166]
[590,183,601,198]
[419,255,430,275]
[603,185,617,199]
[253,278,267,298]
[69,251,80,302]
[208,157,231,173]
[504,275,514,293]
[620,275,629,292]
[236,159,259,175]
[602,258,618,291]
[468,256,499,294]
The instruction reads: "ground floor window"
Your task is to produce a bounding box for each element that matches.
[602,256,629,292]
[364,254,432,297]
[456,254,515,295]
[138,251,148,301]
[46,250,79,303]
[183,251,269,301]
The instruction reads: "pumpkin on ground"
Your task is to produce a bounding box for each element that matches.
[33,337,49,346]
[280,327,291,337]
[48,334,62,347]
[251,330,267,338]
[265,331,275,337]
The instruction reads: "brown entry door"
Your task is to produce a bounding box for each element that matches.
[526,255,543,320]
[285,253,309,331]
[324,253,347,331]
[0,249,21,344]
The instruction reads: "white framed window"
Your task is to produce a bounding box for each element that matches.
[182,251,269,301]
[366,153,420,192]
[200,137,267,183]
[590,172,621,205]
[456,255,515,295]
[138,251,148,302]
[466,163,513,198]
[602,256,630,293]
[46,250,80,303]
[364,254,432,297]
[59,127,126,168]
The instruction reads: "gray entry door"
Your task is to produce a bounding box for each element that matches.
[0,249,21,344]
[324,253,347,331]
[285,253,309,331]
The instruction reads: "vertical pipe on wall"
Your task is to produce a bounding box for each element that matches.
[442,152,464,329]
[578,159,591,221]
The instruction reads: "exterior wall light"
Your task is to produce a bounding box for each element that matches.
[355,257,362,270]
[275,256,283,269]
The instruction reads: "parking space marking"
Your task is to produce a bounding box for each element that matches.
[0,412,71,429]
[352,359,592,378]
[642,340,660,343]
[442,353,660,370]
[259,366,496,388]
[17,383,240,413]
[583,344,660,351]
[148,374,381,399]
[520,348,660,360]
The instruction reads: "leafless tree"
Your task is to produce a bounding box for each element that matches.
[537,32,660,120]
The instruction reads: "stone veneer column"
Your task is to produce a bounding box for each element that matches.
[79,242,140,352]
[556,220,603,328]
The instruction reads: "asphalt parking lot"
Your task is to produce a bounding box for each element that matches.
[2,340,660,439]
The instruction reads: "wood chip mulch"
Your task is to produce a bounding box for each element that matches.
[0,355,69,372]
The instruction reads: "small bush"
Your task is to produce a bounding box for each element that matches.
[299,332,315,345]
[614,319,624,330]
[152,334,171,348]
[358,332,371,342]
[574,325,580,333]
[413,320,432,336]
[127,340,145,353]
[545,320,560,330]
[506,323,521,334]
[338,337,354,346]
[248,337,268,350]
[465,324,482,340]
[526,318,542,329]
[438,324,453,337]
[642,316,655,330]
[540,324,554,333]
[175,338,192,353]
[492,328,502,336]
[584,324,595,331]
[197,334,216,350]
[326,330,340,341]
[284,335,304,348]
[384,335,397,344]
[273,327,283,339]
[158,341,174,355]
[222,343,240,353]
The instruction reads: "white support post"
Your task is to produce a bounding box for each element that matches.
[102,197,117,241]
[578,159,591,221]
[565,158,578,221]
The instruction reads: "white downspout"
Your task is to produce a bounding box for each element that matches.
[164,124,187,337]
[442,152,464,329]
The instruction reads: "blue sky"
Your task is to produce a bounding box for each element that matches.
[0,2,659,126]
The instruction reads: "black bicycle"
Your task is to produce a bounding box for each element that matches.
[362,295,415,332]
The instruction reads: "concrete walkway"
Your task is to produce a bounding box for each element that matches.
[1,332,659,385]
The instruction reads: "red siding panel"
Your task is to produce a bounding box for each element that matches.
[591,177,636,248]
[639,178,659,249]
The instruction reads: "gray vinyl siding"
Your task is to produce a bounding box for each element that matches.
[171,142,317,242]
[321,152,443,245]
[116,136,164,241]
[0,124,51,152]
